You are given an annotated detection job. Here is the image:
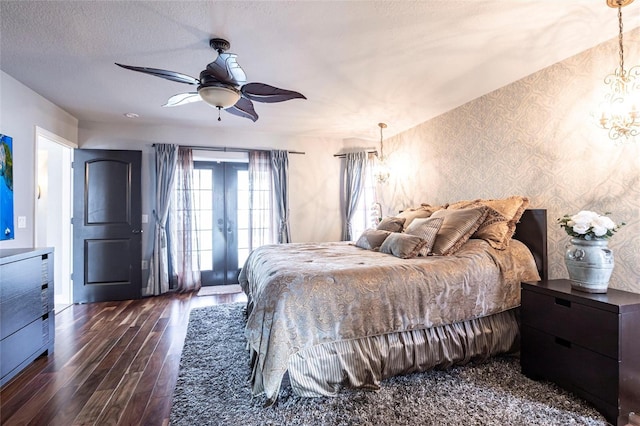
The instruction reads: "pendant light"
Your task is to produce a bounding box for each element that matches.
[599,0,640,139]
[374,123,390,184]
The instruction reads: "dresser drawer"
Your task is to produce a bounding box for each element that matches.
[0,256,47,339]
[521,288,619,358]
[0,314,51,378]
[521,325,619,407]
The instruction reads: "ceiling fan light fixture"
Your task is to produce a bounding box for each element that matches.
[198,85,241,109]
[116,37,304,122]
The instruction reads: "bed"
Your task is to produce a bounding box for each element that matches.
[239,205,547,405]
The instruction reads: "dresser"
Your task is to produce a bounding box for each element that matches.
[521,279,640,426]
[0,248,55,387]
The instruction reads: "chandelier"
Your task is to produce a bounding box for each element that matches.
[599,0,640,140]
[374,122,390,184]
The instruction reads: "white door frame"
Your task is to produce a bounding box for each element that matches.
[34,126,76,308]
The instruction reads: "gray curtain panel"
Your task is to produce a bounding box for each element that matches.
[146,143,179,296]
[270,150,291,243]
[342,151,367,241]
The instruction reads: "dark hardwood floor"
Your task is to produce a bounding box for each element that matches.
[0,290,247,426]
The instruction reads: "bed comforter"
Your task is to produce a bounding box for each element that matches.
[239,238,540,402]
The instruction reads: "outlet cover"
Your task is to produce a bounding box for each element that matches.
[17,216,26,228]
[141,260,148,270]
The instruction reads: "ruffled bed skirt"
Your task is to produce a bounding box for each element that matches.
[283,309,519,397]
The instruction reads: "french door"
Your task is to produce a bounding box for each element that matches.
[193,161,249,286]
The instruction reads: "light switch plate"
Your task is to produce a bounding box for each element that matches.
[142,214,148,223]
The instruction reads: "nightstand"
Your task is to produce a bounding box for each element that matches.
[520,279,640,426]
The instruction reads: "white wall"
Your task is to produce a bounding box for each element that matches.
[0,71,78,249]
[377,30,640,294]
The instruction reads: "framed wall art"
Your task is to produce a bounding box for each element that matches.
[0,134,14,241]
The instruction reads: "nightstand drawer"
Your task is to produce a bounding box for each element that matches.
[521,289,619,358]
[521,325,619,407]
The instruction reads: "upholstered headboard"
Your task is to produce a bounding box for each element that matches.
[513,209,548,281]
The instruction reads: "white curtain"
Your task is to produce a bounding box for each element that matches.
[249,151,275,250]
[146,144,178,296]
[169,147,201,293]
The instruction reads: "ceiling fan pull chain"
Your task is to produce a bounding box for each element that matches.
[217,106,222,121]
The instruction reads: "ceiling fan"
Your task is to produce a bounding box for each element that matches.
[115,38,306,122]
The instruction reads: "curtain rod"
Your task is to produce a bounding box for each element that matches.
[333,149,378,158]
[153,144,304,155]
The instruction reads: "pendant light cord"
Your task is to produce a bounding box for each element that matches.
[619,4,626,75]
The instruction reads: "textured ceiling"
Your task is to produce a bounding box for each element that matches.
[1,1,639,140]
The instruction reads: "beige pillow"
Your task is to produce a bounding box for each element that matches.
[445,199,475,210]
[480,196,529,223]
[404,217,444,256]
[397,205,444,229]
[430,206,489,255]
[379,233,427,259]
[377,216,406,233]
[447,196,530,249]
[355,229,391,250]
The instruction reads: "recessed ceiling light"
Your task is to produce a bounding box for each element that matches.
[124,112,139,119]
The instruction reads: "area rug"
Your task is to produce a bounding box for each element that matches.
[196,284,243,296]
[170,303,607,426]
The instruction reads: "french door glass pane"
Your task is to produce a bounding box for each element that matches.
[199,229,213,251]
[198,250,212,271]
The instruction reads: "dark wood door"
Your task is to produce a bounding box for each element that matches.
[72,149,142,303]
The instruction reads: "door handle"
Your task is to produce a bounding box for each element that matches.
[132,229,143,234]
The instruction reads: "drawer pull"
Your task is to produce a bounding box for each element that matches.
[555,337,572,348]
[555,298,571,308]
[41,283,48,290]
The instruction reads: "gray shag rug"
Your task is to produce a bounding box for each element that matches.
[170,303,607,426]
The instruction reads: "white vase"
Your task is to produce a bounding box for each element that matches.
[564,238,614,293]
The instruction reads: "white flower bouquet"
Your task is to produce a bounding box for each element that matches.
[558,210,624,240]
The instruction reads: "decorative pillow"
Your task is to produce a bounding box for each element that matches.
[397,205,444,229]
[377,216,406,232]
[446,196,530,250]
[444,199,475,210]
[379,233,427,259]
[473,206,512,250]
[480,195,529,223]
[404,217,444,256]
[430,206,489,255]
[355,229,391,250]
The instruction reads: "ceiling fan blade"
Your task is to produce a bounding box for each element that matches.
[241,83,306,103]
[226,98,258,122]
[162,92,202,107]
[206,53,247,86]
[115,63,199,85]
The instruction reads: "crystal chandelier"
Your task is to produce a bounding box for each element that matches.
[599,0,640,140]
[374,123,390,184]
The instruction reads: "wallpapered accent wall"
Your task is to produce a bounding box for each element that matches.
[379,29,640,294]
